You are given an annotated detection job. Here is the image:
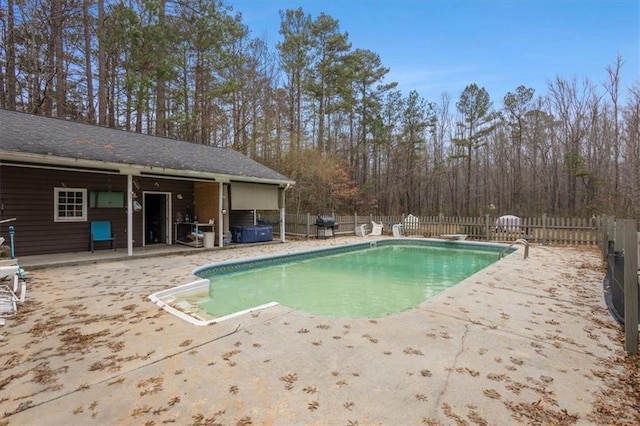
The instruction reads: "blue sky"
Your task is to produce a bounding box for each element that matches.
[229,0,639,103]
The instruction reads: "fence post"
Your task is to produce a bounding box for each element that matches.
[542,214,547,245]
[599,216,605,258]
[600,215,611,260]
[354,213,358,230]
[606,216,616,259]
[306,213,310,239]
[622,219,639,354]
[485,214,490,240]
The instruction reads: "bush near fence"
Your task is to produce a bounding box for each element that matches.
[264,213,601,245]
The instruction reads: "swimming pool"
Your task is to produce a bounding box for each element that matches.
[149,239,512,325]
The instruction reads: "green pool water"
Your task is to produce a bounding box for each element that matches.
[190,244,498,318]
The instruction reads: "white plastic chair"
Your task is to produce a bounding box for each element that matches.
[403,214,419,235]
[355,224,368,237]
[371,221,383,236]
[0,265,25,318]
[0,258,26,318]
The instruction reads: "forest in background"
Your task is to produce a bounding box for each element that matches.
[1,0,639,219]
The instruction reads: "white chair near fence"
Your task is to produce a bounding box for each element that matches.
[371,221,383,236]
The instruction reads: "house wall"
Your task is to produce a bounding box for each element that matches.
[194,182,219,226]
[0,165,194,256]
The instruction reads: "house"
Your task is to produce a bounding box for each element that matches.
[0,109,295,256]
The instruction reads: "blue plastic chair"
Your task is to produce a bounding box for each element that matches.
[90,221,116,252]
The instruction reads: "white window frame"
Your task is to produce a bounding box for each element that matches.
[54,187,87,222]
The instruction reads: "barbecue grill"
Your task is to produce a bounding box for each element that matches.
[315,215,338,239]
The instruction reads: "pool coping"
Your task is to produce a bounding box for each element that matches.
[148,238,515,326]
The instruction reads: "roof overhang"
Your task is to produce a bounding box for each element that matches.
[0,151,295,187]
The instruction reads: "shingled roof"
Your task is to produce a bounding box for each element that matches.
[0,109,293,185]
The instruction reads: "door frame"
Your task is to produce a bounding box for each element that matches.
[142,191,172,246]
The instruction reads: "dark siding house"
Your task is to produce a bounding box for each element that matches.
[0,109,294,256]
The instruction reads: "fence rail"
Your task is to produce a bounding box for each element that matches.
[262,213,602,245]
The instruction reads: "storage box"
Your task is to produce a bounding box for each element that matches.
[230,226,273,243]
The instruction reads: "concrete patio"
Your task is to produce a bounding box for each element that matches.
[1,237,638,425]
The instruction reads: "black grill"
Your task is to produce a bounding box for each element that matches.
[315,215,338,239]
[315,215,336,227]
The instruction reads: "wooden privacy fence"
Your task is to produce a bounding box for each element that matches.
[600,216,639,354]
[268,213,602,245]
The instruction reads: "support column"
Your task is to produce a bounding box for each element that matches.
[279,186,287,243]
[127,174,133,256]
[218,182,224,247]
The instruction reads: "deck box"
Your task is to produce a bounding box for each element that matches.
[230,225,273,243]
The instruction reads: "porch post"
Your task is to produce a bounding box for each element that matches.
[218,182,224,247]
[127,174,133,256]
[279,186,287,243]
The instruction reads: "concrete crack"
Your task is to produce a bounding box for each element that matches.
[435,323,470,409]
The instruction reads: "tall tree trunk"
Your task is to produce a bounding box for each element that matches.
[52,0,65,117]
[83,0,95,123]
[5,0,17,109]
[296,68,302,149]
[606,56,622,211]
[155,0,167,137]
[43,1,55,116]
[97,0,107,125]
[135,87,144,133]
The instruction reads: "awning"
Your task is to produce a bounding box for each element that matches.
[230,182,279,210]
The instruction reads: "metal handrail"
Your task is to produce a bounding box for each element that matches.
[499,238,529,259]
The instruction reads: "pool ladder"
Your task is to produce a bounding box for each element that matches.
[499,239,529,260]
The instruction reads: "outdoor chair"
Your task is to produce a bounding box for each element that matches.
[90,221,116,252]
[0,260,26,318]
[371,221,384,236]
[355,224,369,237]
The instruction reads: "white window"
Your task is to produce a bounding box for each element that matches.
[54,188,87,222]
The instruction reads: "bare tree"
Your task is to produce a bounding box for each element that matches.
[547,76,596,215]
[605,55,623,211]
[3,0,17,109]
[621,82,640,219]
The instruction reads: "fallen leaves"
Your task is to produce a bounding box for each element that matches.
[483,388,501,399]
[504,399,579,425]
[137,376,164,397]
[302,385,318,394]
[279,373,298,390]
[58,327,110,354]
[403,347,424,356]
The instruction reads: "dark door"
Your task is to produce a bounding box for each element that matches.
[144,193,168,245]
